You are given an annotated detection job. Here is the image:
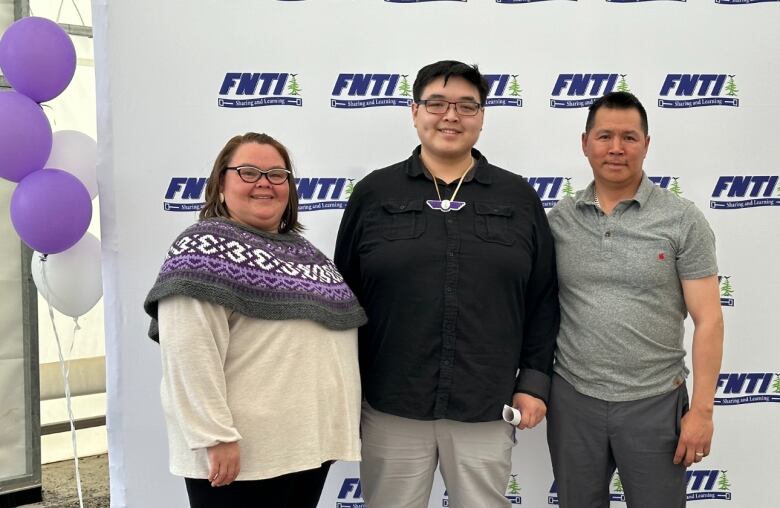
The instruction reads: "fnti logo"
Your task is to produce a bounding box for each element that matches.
[648,176,683,196]
[715,0,778,4]
[610,471,626,502]
[526,177,575,208]
[385,0,465,3]
[484,74,524,107]
[217,72,303,108]
[658,74,739,109]
[443,474,522,506]
[686,469,732,501]
[163,177,207,212]
[331,73,412,109]
[718,275,734,307]
[336,478,364,508]
[550,73,631,108]
[710,175,780,209]
[496,0,568,4]
[716,372,780,405]
[296,177,356,211]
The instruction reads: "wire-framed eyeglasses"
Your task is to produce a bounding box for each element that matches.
[417,99,482,116]
[225,166,291,185]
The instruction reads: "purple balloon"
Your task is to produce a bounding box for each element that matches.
[0,91,53,182]
[10,168,92,254]
[0,17,77,103]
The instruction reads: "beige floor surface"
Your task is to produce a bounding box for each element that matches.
[19,454,109,508]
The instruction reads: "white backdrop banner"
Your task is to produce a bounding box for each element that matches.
[93,1,779,506]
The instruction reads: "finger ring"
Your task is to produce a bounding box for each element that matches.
[695,452,705,457]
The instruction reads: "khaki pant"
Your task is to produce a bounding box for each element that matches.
[360,402,515,508]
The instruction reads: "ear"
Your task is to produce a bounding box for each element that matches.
[581,132,588,156]
[411,102,419,126]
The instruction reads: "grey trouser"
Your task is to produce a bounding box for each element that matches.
[360,402,515,508]
[547,374,689,508]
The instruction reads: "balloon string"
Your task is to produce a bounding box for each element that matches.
[40,257,84,508]
[56,0,87,26]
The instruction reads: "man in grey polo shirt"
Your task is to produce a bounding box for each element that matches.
[546,91,724,508]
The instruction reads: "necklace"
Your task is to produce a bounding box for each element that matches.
[426,158,474,213]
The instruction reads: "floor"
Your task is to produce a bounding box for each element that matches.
[18,454,109,508]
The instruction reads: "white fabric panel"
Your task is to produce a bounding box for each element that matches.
[94,1,780,506]
[0,180,27,479]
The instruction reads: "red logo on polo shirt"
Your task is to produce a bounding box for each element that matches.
[659,252,666,260]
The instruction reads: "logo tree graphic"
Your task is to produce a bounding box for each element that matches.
[345,179,355,197]
[617,74,631,93]
[287,74,302,96]
[398,75,412,97]
[717,471,732,491]
[509,75,523,97]
[669,177,683,196]
[725,75,739,97]
[720,277,734,297]
[771,374,780,394]
[612,472,624,493]
[562,178,575,198]
[507,474,521,495]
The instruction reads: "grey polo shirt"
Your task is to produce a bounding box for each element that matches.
[548,175,717,402]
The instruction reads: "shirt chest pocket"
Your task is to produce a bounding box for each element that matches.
[474,202,516,246]
[618,240,674,289]
[381,199,426,240]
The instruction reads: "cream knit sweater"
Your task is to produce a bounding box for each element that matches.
[157,295,361,480]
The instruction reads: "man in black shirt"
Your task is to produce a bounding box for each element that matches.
[335,60,559,507]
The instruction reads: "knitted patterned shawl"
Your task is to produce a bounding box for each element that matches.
[144,218,366,342]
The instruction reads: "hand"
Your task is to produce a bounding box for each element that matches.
[673,408,713,467]
[207,441,240,487]
[512,392,547,430]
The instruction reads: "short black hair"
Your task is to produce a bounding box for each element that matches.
[412,60,489,106]
[586,91,649,135]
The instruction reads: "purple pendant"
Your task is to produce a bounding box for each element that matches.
[426,200,466,212]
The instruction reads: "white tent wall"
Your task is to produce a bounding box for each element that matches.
[1,0,107,465]
[94,1,780,507]
[0,181,29,481]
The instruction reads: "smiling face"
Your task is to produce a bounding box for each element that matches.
[582,107,650,190]
[220,142,290,233]
[412,76,484,162]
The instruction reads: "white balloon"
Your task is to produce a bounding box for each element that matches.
[31,232,103,317]
[45,130,98,199]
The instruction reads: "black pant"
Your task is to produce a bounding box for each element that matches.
[184,462,332,508]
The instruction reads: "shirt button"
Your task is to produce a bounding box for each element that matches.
[442,359,451,366]
[446,287,453,293]
[399,204,406,210]
[448,251,455,257]
[446,218,454,224]
[605,231,611,237]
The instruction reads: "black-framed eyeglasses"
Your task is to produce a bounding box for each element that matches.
[417,99,482,116]
[225,166,291,185]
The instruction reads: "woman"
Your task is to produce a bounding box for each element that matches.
[144,133,366,508]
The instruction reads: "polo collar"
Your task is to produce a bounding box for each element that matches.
[406,146,492,185]
[576,172,654,208]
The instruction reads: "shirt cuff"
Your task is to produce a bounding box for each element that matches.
[514,368,551,404]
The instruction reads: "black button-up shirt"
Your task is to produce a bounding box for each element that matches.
[335,147,559,422]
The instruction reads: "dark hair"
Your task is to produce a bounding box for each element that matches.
[586,91,649,136]
[412,60,489,106]
[199,132,302,234]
